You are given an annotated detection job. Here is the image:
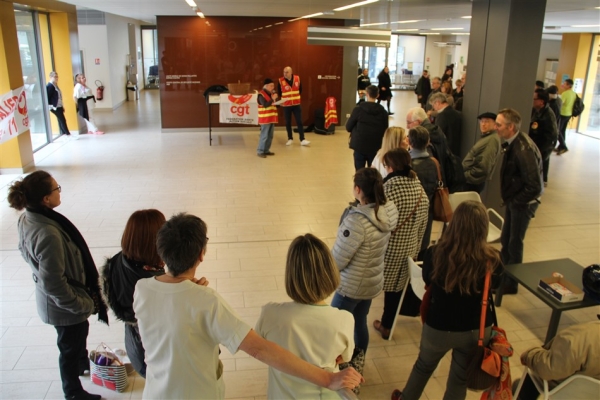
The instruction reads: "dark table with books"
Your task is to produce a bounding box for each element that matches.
[494,258,598,344]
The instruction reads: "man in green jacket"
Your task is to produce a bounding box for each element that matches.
[556,78,576,155]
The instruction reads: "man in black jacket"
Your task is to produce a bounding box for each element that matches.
[406,106,449,185]
[46,71,70,136]
[497,108,543,294]
[347,85,389,170]
[530,89,558,187]
[415,70,431,109]
[430,92,462,156]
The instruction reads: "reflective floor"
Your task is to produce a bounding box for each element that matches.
[1,90,598,399]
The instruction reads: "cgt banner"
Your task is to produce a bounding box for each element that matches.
[219,93,258,125]
[0,86,29,145]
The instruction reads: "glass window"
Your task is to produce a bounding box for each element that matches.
[583,34,600,139]
[15,10,51,150]
[142,27,159,89]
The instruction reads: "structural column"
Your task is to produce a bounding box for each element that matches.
[461,0,547,211]
[0,0,35,173]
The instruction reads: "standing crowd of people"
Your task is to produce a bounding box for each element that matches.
[7,63,590,400]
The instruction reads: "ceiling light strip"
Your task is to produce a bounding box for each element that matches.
[334,0,379,12]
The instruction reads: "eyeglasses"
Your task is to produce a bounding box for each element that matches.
[52,185,61,193]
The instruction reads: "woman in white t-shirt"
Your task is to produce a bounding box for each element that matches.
[73,74,103,135]
[256,234,355,399]
[371,127,409,178]
[133,214,362,400]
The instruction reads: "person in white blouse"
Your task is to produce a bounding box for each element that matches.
[73,74,103,135]
[133,214,363,400]
[256,234,355,399]
[371,127,410,179]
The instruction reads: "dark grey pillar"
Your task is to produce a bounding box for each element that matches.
[462,0,547,212]
[341,46,359,128]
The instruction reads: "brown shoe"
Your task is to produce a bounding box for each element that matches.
[373,320,391,340]
[264,151,275,156]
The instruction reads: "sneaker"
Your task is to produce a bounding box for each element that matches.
[391,389,404,400]
[300,139,311,146]
[544,181,548,187]
[286,139,293,146]
[264,152,275,156]
[94,131,105,135]
[557,148,568,155]
[257,153,267,158]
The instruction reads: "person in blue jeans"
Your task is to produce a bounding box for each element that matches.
[331,168,398,378]
[256,78,278,158]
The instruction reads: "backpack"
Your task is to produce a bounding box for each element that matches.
[445,151,466,193]
[572,94,585,118]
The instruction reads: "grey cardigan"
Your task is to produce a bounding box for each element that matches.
[333,202,399,300]
[18,211,94,326]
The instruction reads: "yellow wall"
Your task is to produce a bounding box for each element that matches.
[49,12,80,133]
[556,33,593,131]
[0,0,34,171]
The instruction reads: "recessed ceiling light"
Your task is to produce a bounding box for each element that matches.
[289,12,323,22]
[274,22,283,25]
[394,20,425,24]
[265,25,272,28]
[420,32,440,35]
[452,33,470,35]
[461,16,472,19]
[361,22,389,26]
[334,0,379,12]
[185,0,196,7]
[571,24,600,27]
[393,29,419,32]
[196,11,204,18]
[432,27,463,31]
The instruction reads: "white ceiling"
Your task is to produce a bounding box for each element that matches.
[57,0,600,34]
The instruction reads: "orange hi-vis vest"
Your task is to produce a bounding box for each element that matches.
[325,97,338,129]
[257,90,278,124]
[279,75,301,106]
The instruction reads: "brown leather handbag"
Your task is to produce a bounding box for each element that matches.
[431,157,453,222]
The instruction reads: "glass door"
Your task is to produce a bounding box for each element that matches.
[15,10,53,150]
[142,27,159,89]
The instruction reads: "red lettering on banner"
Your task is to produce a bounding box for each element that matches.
[230,105,250,117]
[17,91,27,115]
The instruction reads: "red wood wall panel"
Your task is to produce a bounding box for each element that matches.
[157,16,345,129]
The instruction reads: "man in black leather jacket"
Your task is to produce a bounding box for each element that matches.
[530,89,558,187]
[497,108,543,294]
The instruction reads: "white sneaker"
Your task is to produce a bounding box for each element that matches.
[301,139,311,146]
[286,139,293,146]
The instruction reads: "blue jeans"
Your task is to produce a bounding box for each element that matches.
[353,151,375,171]
[257,123,274,154]
[283,105,304,140]
[331,292,372,352]
[500,201,539,289]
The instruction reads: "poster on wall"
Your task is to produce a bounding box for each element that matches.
[0,86,29,145]
[219,93,258,125]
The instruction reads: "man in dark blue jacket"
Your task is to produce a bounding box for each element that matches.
[46,71,70,136]
[346,85,389,171]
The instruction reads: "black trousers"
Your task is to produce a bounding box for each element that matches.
[283,105,305,141]
[381,290,403,328]
[557,115,570,150]
[50,107,70,135]
[55,320,89,397]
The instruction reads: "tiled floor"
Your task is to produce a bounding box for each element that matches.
[1,90,599,400]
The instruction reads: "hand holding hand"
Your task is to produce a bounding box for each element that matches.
[192,277,209,286]
[327,367,364,391]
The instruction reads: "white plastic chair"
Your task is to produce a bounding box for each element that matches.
[387,257,425,341]
[440,191,504,243]
[513,367,600,400]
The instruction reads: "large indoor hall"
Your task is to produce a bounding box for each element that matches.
[1,89,599,399]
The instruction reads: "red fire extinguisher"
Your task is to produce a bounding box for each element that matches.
[95,80,105,101]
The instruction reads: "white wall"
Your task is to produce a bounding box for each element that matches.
[424,36,443,78]
[105,13,142,109]
[536,38,561,82]
[78,13,143,110]
[398,35,426,75]
[78,25,112,109]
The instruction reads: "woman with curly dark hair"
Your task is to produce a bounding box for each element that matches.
[8,170,107,400]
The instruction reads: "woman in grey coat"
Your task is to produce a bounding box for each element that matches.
[8,170,107,400]
[331,168,398,377]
